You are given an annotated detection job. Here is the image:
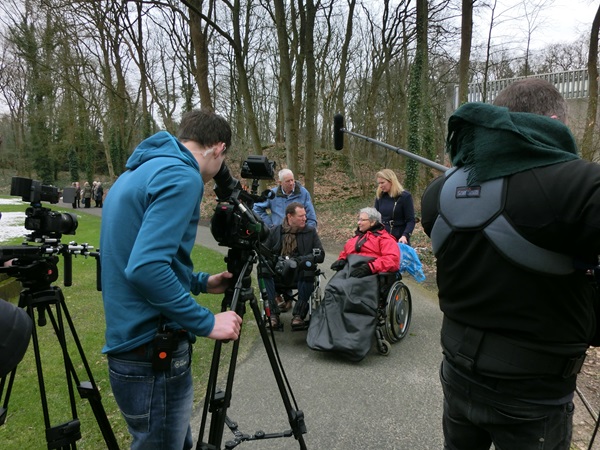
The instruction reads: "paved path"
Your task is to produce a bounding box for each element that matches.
[65,203,445,449]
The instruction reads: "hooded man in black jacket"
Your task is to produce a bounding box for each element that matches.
[421,78,600,450]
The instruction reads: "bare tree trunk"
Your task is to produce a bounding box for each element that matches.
[181,0,263,154]
[335,0,356,157]
[188,0,214,110]
[274,0,299,173]
[457,0,473,106]
[582,5,600,161]
[405,0,428,192]
[231,0,263,155]
[482,0,498,103]
[303,0,317,196]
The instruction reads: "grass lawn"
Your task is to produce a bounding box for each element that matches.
[0,200,259,449]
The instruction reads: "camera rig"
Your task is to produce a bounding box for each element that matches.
[197,156,308,449]
[210,155,274,250]
[0,177,118,449]
[1,176,100,290]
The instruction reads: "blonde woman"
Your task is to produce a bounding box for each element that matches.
[374,169,415,245]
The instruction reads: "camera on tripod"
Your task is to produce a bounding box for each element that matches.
[199,154,308,449]
[0,178,116,449]
[10,176,78,240]
[210,155,275,250]
[1,177,88,287]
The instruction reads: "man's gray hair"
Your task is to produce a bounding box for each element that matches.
[279,168,294,181]
[360,207,381,223]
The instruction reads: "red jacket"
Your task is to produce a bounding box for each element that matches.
[338,224,400,273]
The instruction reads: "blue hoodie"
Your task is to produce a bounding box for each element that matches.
[100,131,214,354]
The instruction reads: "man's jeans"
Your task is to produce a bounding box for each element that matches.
[440,358,574,450]
[108,339,194,450]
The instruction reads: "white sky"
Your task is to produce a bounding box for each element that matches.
[473,0,598,50]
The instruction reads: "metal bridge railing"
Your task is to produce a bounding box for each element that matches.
[454,69,590,108]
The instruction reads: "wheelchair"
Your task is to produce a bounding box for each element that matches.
[258,252,324,332]
[374,272,412,356]
[273,265,325,331]
[306,258,412,361]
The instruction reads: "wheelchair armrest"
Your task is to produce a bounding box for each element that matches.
[377,272,401,283]
[377,272,401,296]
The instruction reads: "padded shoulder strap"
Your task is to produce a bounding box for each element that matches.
[431,167,573,275]
[431,167,502,253]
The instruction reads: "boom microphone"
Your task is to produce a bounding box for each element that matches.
[332,114,448,172]
[333,113,344,150]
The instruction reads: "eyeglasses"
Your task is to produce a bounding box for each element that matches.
[358,218,370,222]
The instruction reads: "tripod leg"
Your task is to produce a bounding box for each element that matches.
[55,291,119,449]
[248,295,307,450]
[27,303,53,431]
[198,299,246,450]
[197,249,307,449]
[198,339,227,449]
[0,369,17,426]
[21,287,120,449]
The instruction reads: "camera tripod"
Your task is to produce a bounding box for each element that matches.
[0,278,119,449]
[196,247,307,450]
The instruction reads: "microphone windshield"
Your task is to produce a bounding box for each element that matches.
[333,114,344,151]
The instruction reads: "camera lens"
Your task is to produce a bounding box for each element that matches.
[55,212,78,235]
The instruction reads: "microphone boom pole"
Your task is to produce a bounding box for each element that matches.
[333,114,448,173]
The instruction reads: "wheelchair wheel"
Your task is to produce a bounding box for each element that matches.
[382,281,412,343]
[377,338,391,356]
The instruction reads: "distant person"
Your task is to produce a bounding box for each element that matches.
[253,169,317,229]
[75,182,81,208]
[71,182,79,209]
[374,169,415,245]
[421,78,600,449]
[82,182,92,208]
[94,182,103,208]
[100,108,242,449]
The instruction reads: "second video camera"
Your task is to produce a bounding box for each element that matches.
[11,177,78,239]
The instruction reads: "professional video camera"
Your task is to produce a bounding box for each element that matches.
[9,176,78,240]
[0,177,91,287]
[0,176,117,449]
[210,155,275,250]
[199,157,308,449]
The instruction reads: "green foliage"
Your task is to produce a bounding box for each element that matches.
[0,204,257,448]
[68,148,80,182]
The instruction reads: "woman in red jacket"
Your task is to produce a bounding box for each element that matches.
[331,207,400,276]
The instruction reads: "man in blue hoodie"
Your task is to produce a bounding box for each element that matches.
[100,109,242,449]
